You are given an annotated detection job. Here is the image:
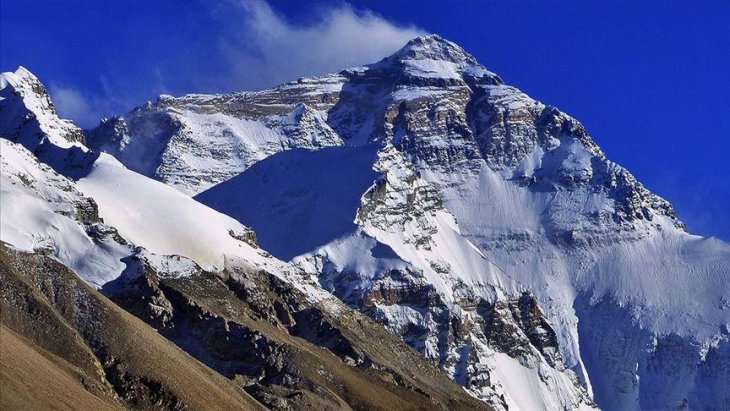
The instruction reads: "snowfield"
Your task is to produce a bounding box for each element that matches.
[0,139,129,287]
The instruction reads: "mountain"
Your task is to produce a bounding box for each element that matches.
[3,33,729,410]
[1,66,489,410]
[87,35,730,410]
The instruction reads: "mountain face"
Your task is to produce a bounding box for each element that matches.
[87,89,344,196]
[2,34,729,411]
[1,66,489,410]
[84,35,730,410]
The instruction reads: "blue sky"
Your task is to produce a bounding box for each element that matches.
[2,0,729,241]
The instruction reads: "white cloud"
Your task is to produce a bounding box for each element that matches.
[47,2,426,127]
[48,85,101,128]
[216,1,426,91]
[50,71,169,129]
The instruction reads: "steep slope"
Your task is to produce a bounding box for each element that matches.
[1,66,488,410]
[1,138,130,287]
[0,66,85,150]
[375,37,730,410]
[0,245,265,410]
[93,35,730,410]
[103,250,489,410]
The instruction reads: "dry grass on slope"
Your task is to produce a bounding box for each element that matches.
[0,244,264,410]
[0,325,122,411]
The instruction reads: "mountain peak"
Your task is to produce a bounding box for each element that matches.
[0,66,38,88]
[381,34,498,82]
[1,66,54,113]
[395,34,468,62]
[0,66,86,150]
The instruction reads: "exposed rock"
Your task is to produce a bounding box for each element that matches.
[103,253,491,410]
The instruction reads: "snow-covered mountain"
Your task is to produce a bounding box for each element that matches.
[0,66,491,410]
[84,35,730,410]
[3,33,729,410]
[87,85,344,195]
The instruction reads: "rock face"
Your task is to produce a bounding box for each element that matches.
[105,35,726,410]
[103,252,489,410]
[0,67,85,149]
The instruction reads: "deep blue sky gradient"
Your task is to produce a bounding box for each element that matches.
[2,0,728,240]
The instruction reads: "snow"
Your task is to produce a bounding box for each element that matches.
[0,67,85,151]
[73,152,331,301]
[138,250,201,278]
[6,37,730,410]
[391,86,449,101]
[0,139,129,287]
[77,153,258,272]
[388,34,498,81]
[484,84,536,113]
[1,67,335,303]
[196,145,380,260]
[361,207,510,300]
[370,303,444,359]
[91,102,343,196]
[94,34,730,410]
[427,160,730,339]
[464,64,495,78]
[294,230,412,285]
[277,73,347,93]
[193,139,588,408]
[490,352,596,411]
[403,58,463,79]
[420,155,730,409]
[195,141,512,299]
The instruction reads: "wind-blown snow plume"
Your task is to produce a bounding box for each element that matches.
[216,1,426,90]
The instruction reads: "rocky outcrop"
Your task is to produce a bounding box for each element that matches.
[103,252,490,410]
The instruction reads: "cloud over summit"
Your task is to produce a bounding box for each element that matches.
[44,1,424,127]
[215,1,426,90]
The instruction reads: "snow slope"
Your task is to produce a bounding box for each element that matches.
[0,139,129,287]
[0,67,328,302]
[74,151,329,300]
